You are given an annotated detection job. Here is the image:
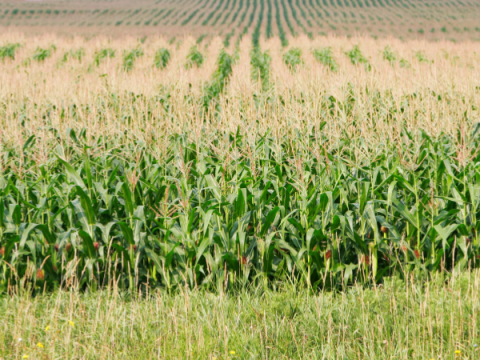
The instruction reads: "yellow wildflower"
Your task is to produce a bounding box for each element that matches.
[45,326,50,331]
[455,350,461,355]
[22,356,29,359]
[37,342,44,348]
[68,320,74,327]
[230,350,235,355]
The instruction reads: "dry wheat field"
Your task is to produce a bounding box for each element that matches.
[1,33,480,358]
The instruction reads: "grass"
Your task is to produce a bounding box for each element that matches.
[1,272,480,358]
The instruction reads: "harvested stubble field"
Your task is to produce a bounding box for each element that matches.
[1,33,480,358]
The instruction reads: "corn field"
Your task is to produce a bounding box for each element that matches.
[1,34,480,294]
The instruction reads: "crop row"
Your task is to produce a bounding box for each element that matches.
[202,0,225,25]
[237,0,250,27]
[0,0,471,31]
[1,37,477,293]
[211,0,231,26]
[280,0,296,35]
[1,42,427,73]
[230,0,244,24]
[266,0,273,39]
[0,0,463,17]
[1,118,479,293]
[252,0,265,48]
[221,0,237,25]
[274,0,289,45]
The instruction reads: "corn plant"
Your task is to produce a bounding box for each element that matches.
[274,0,288,46]
[346,45,371,71]
[62,48,86,63]
[93,48,115,66]
[123,47,144,71]
[0,43,21,61]
[251,0,264,48]
[185,46,204,68]
[312,47,338,72]
[415,51,432,64]
[1,36,480,297]
[203,49,235,109]
[223,30,235,48]
[154,48,171,69]
[283,47,302,70]
[382,46,396,64]
[251,49,271,90]
[1,121,480,294]
[33,45,56,62]
[399,58,410,68]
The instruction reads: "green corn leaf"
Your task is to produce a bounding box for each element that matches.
[117,221,135,245]
[121,182,135,219]
[393,175,416,194]
[145,248,163,274]
[392,199,418,229]
[205,175,221,201]
[434,224,458,250]
[287,218,305,235]
[0,196,4,229]
[26,240,37,265]
[12,205,21,227]
[343,263,358,287]
[235,188,246,219]
[78,229,96,258]
[19,223,39,248]
[84,153,93,190]
[36,224,56,245]
[260,206,280,237]
[57,158,87,189]
[75,186,96,225]
[195,236,211,266]
[166,244,179,269]
[3,236,19,260]
[359,182,370,215]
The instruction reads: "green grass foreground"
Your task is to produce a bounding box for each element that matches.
[2,273,480,359]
